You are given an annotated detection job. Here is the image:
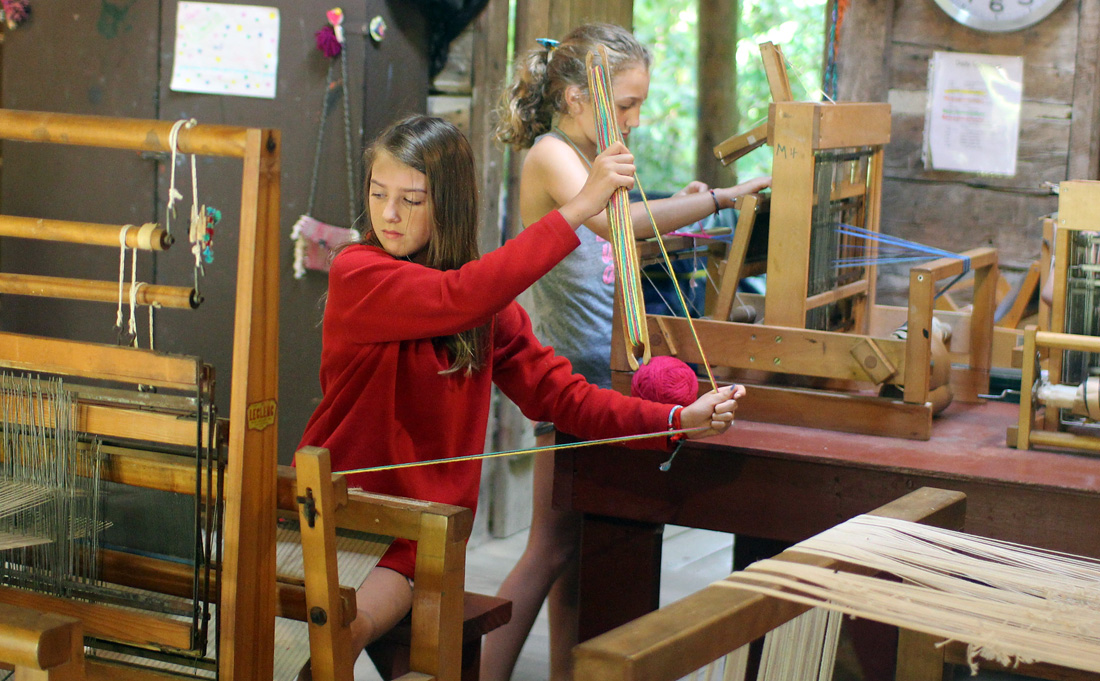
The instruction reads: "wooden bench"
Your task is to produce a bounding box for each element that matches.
[366,592,512,681]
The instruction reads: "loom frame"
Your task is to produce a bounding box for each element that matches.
[0,110,471,681]
[571,487,967,681]
[0,109,281,681]
[1011,180,1100,453]
[614,43,999,440]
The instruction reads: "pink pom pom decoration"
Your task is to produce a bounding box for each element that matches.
[631,356,699,405]
[315,24,342,58]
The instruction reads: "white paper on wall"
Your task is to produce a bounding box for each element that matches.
[170,2,280,99]
[923,51,1023,176]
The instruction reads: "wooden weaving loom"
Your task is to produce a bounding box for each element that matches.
[615,44,1001,440]
[573,486,1100,681]
[0,110,470,681]
[1012,179,1100,454]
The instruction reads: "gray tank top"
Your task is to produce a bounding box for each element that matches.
[529,130,615,388]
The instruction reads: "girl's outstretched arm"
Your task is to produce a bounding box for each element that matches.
[528,135,769,237]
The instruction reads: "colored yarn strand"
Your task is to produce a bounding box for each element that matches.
[834,222,971,299]
[335,425,709,476]
[635,174,718,392]
[586,49,650,367]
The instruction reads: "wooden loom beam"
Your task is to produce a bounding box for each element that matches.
[0,273,197,309]
[0,586,193,651]
[0,332,203,391]
[0,110,253,158]
[0,603,81,675]
[0,394,212,447]
[572,487,967,681]
[0,217,171,250]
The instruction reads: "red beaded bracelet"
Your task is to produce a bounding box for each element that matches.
[668,405,685,444]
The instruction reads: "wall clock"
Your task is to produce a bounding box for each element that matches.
[932,0,1067,32]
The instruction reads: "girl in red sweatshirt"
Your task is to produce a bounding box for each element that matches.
[296,115,743,668]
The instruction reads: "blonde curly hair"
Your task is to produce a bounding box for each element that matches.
[495,23,651,150]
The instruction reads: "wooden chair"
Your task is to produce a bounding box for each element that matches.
[366,592,512,681]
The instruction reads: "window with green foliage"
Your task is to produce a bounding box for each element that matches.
[632,0,828,194]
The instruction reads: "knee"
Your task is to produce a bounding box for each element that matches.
[543,535,578,574]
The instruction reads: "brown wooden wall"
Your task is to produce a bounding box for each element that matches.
[0,1,429,461]
[835,0,1098,298]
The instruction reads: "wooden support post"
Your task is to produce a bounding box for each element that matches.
[408,514,467,681]
[1015,326,1038,450]
[765,102,817,328]
[218,127,281,681]
[903,267,935,405]
[697,0,739,188]
[297,447,354,681]
[962,250,997,402]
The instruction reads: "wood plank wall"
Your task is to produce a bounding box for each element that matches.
[0,1,430,460]
[836,0,1099,300]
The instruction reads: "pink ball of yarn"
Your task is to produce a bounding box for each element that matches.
[631,356,699,405]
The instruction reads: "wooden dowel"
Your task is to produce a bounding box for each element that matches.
[0,216,171,250]
[1035,329,1100,354]
[0,109,250,158]
[0,273,199,309]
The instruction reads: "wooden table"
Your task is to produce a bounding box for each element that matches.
[553,400,1100,640]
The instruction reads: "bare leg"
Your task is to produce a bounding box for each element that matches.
[300,566,413,680]
[546,545,579,681]
[481,433,581,681]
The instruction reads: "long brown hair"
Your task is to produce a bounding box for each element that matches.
[495,23,651,150]
[362,115,488,375]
